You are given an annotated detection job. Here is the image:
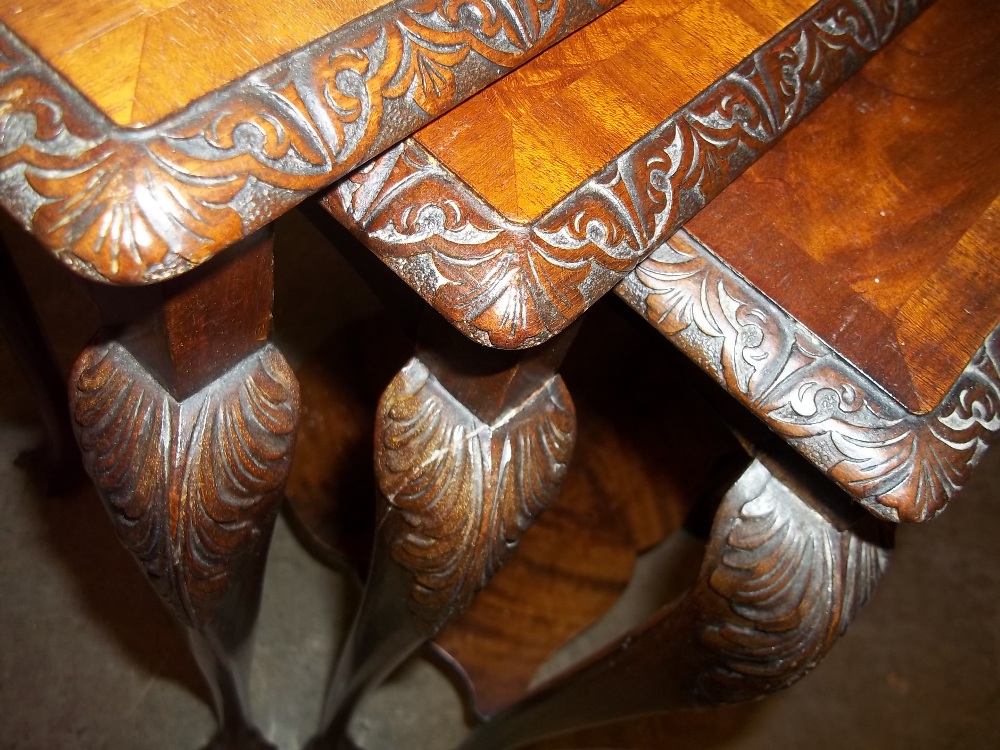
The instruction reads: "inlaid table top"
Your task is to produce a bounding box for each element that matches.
[325,0,933,348]
[325,0,1000,522]
[0,0,616,283]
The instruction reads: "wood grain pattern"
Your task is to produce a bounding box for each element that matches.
[285,304,745,716]
[459,455,891,750]
[617,229,1000,523]
[327,0,931,349]
[414,0,813,221]
[0,0,615,284]
[680,0,1000,413]
[0,0,390,126]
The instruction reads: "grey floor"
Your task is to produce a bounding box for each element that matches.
[1,210,998,749]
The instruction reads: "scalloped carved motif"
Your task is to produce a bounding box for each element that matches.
[0,0,613,283]
[70,341,300,628]
[616,230,1000,523]
[375,357,575,626]
[330,0,929,349]
[698,460,890,702]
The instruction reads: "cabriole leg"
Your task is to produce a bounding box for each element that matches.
[459,447,892,750]
[69,229,299,750]
[310,319,578,749]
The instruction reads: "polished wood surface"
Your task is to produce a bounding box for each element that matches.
[0,0,389,126]
[415,0,813,220]
[682,0,1000,413]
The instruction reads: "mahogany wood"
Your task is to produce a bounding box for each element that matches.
[284,301,747,717]
[617,0,1000,523]
[459,449,892,750]
[69,230,299,749]
[310,319,578,748]
[0,0,617,284]
[680,0,1000,413]
[326,0,932,349]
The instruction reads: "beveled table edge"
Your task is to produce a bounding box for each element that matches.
[325,0,933,350]
[0,0,618,284]
[616,229,1000,524]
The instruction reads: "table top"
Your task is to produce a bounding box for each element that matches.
[0,0,390,127]
[617,0,1000,523]
[327,0,932,349]
[0,0,616,283]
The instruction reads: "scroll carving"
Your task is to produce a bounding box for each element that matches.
[70,341,300,628]
[0,0,614,283]
[616,230,1000,522]
[697,461,890,702]
[376,358,576,625]
[328,0,931,349]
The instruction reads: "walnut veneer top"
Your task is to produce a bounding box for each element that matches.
[0,0,388,126]
[415,0,814,221]
[684,0,1000,413]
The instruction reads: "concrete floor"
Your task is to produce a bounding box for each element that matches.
[1,210,998,749]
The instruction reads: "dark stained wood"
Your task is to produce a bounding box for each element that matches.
[682,0,1000,413]
[0,233,79,484]
[86,232,273,400]
[285,302,747,717]
[310,322,578,748]
[458,450,892,750]
[69,229,299,749]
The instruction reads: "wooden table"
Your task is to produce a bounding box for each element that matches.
[2,0,997,748]
[312,0,999,747]
[0,2,619,748]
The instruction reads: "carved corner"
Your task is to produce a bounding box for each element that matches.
[325,0,930,350]
[69,340,300,629]
[374,357,576,628]
[0,0,606,284]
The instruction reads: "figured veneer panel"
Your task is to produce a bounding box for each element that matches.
[0,0,389,126]
[682,0,1000,412]
[414,0,814,220]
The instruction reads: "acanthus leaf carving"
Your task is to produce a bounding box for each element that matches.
[616,230,1000,522]
[0,0,607,283]
[697,460,891,703]
[328,0,931,349]
[70,341,300,629]
[374,357,575,627]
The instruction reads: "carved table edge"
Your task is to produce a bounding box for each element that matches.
[615,229,1000,524]
[0,0,618,285]
[325,0,933,350]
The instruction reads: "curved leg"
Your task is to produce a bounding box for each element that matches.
[0,232,78,484]
[69,230,298,750]
[459,449,892,750]
[310,320,577,749]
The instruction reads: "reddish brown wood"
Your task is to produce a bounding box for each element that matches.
[326,0,932,350]
[459,449,892,750]
[0,0,616,285]
[681,0,1000,413]
[70,229,299,750]
[616,0,1000,523]
[310,320,578,748]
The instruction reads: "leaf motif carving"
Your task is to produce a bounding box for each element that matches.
[0,0,603,282]
[327,0,930,349]
[374,358,575,627]
[616,230,1000,522]
[697,460,891,702]
[70,342,299,628]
